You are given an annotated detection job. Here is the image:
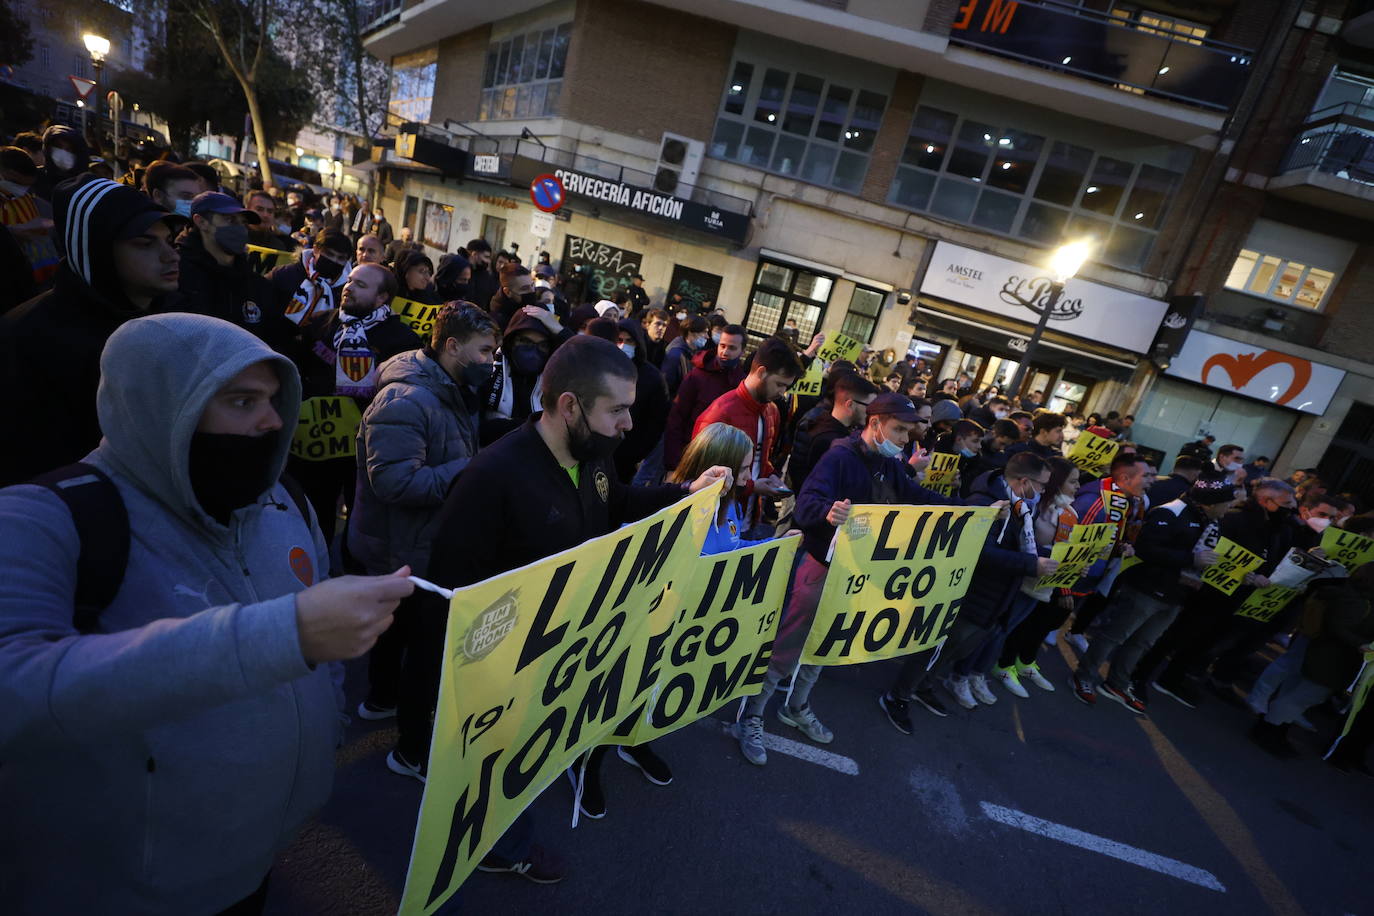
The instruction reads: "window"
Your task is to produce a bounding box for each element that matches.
[888,105,1184,270]
[479,22,570,120]
[711,59,888,193]
[840,286,885,343]
[74,55,89,79]
[1109,4,1210,43]
[481,214,507,252]
[1225,248,1337,310]
[39,44,50,71]
[743,259,834,346]
[389,48,437,123]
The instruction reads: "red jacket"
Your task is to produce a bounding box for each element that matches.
[662,350,746,469]
[693,381,780,479]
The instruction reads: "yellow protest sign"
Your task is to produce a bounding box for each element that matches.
[1320,527,1374,571]
[792,362,823,398]
[816,331,864,363]
[400,484,719,915]
[801,505,998,666]
[290,396,362,462]
[1234,585,1301,622]
[394,296,443,340]
[1201,537,1264,595]
[1035,523,1115,590]
[924,452,961,497]
[245,243,292,275]
[1067,430,1119,475]
[618,536,798,746]
[1333,650,1374,746]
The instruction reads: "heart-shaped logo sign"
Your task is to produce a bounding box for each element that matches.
[1200,351,1312,405]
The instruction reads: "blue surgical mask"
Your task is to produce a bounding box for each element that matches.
[875,432,903,460]
[174,199,193,219]
[960,447,976,458]
[618,342,636,359]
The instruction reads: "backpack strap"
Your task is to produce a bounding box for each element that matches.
[31,463,130,634]
[279,473,312,526]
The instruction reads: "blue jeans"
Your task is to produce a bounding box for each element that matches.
[954,592,1039,677]
[1246,636,1309,713]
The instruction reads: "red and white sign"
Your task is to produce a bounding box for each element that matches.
[1165,329,1345,414]
[69,76,97,100]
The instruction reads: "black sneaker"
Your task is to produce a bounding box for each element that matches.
[879,692,913,734]
[1152,679,1198,709]
[565,764,606,818]
[1248,720,1298,759]
[616,744,673,785]
[356,698,397,721]
[385,749,426,784]
[1069,673,1096,706]
[913,684,950,718]
[477,843,566,884]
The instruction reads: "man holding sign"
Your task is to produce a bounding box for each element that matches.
[1068,478,1232,713]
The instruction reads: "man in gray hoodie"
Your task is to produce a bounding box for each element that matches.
[0,313,413,914]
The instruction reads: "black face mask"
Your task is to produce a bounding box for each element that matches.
[519,291,540,307]
[568,396,622,462]
[188,431,279,523]
[314,255,344,282]
[508,343,546,376]
[446,281,471,301]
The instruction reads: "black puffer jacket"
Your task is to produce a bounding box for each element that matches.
[1117,498,1211,603]
[958,469,1041,628]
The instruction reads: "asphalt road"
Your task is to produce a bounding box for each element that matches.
[264,637,1373,916]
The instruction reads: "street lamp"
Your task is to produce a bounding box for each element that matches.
[83,33,109,113]
[1006,239,1094,400]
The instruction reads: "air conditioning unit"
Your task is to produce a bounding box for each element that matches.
[653,132,704,196]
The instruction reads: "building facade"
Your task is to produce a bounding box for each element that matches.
[361,0,1374,499]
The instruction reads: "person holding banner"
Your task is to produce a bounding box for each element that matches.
[1063,453,1151,647]
[736,393,957,759]
[1069,478,1232,712]
[415,336,732,858]
[672,422,792,555]
[392,250,442,306]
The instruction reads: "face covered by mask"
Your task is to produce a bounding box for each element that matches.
[960,446,977,458]
[173,199,194,219]
[214,223,250,255]
[688,335,708,351]
[873,426,904,460]
[508,342,547,377]
[619,342,637,359]
[458,359,492,388]
[1224,461,1242,473]
[568,396,622,462]
[188,430,279,523]
[993,409,1008,420]
[313,254,345,282]
[676,311,688,321]
[1306,515,1332,534]
[49,148,77,172]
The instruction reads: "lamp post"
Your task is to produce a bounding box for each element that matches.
[82,33,110,143]
[1006,239,1094,401]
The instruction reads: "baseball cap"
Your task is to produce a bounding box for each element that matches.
[929,399,964,425]
[867,392,922,423]
[190,191,260,224]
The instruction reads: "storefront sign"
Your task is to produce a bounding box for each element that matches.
[1164,329,1345,415]
[510,156,750,243]
[918,241,1169,354]
[472,154,500,175]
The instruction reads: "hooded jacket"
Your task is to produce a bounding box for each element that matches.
[0,314,336,913]
[350,348,481,573]
[31,126,91,201]
[660,333,701,396]
[480,309,553,443]
[662,347,746,469]
[0,176,184,487]
[613,318,670,482]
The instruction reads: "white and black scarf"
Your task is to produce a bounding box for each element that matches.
[284,248,350,326]
[326,305,392,398]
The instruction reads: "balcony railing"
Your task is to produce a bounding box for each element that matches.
[947,0,1252,111]
[1280,103,1374,185]
[359,0,402,35]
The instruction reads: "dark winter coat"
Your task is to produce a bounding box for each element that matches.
[177,231,289,352]
[662,348,745,469]
[1117,498,1212,603]
[956,469,1041,628]
[613,319,670,482]
[1301,583,1374,690]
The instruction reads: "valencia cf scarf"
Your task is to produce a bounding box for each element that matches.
[329,305,392,398]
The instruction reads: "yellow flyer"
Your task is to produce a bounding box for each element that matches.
[924,452,961,496]
[816,331,864,363]
[1201,537,1264,595]
[1234,585,1301,622]
[1320,527,1374,571]
[1067,430,1119,475]
[801,505,998,665]
[1034,523,1115,590]
[399,484,719,915]
[394,296,444,340]
[289,396,362,462]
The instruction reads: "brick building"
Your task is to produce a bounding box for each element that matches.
[360,0,1374,500]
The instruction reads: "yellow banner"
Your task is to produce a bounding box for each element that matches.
[399,484,719,915]
[816,331,864,363]
[1067,430,1119,475]
[618,536,798,746]
[1234,585,1301,622]
[1335,651,1374,744]
[1321,527,1374,571]
[245,243,292,275]
[924,452,961,497]
[792,362,823,398]
[1034,523,1116,590]
[394,296,443,341]
[800,505,998,666]
[1201,537,1264,595]
[290,396,362,462]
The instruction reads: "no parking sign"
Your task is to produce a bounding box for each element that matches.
[529,174,565,212]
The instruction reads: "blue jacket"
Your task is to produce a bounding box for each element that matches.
[702,499,772,555]
[795,434,958,563]
[957,469,1042,628]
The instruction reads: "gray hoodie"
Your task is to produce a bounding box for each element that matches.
[350,347,480,574]
[0,314,335,913]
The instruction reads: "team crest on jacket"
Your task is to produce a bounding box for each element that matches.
[288,546,314,586]
[242,300,262,324]
[595,469,609,503]
[340,349,374,383]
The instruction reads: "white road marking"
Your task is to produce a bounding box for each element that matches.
[908,766,969,835]
[980,802,1227,893]
[762,732,860,775]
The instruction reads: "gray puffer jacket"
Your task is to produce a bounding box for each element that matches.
[350,348,480,573]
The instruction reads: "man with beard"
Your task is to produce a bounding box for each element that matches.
[417,335,730,880]
[288,262,421,542]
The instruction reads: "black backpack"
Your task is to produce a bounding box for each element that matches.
[32,463,310,633]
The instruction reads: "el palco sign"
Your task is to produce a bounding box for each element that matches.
[918,241,1169,354]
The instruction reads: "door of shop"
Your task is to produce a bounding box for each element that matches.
[1319,401,1374,507]
[742,259,834,347]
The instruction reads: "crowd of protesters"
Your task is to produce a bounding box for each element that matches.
[0,125,1371,913]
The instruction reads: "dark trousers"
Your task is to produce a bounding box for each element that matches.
[217,873,270,916]
[286,454,356,544]
[364,590,424,710]
[892,616,990,698]
[1329,696,1374,765]
[1131,592,1229,687]
[394,591,448,763]
[1070,589,1110,635]
[1000,598,1073,668]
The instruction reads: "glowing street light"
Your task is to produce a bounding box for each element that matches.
[1008,239,1095,397]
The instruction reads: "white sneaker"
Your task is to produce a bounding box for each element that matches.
[993,667,1030,698]
[945,676,977,710]
[1019,663,1056,692]
[970,674,998,705]
[1043,630,1059,647]
[1067,633,1090,654]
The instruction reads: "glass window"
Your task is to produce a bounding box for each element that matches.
[784,74,823,136]
[1273,261,1305,300]
[744,261,835,345]
[1225,249,1259,289]
[1297,268,1334,308]
[742,127,775,168]
[758,262,793,290]
[724,61,753,116]
[841,287,885,343]
[816,85,852,142]
[800,144,837,184]
[930,177,979,223]
[479,22,571,121]
[972,189,1020,233]
[773,135,808,176]
[1080,156,1134,216]
[1034,141,1093,206]
[947,120,996,180]
[1123,164,1181,230]
[890,168,936,210]
[1250,255,1282,294]
[389,48,438,124]
[986,129,1043,194]
[1225,247,1338,310]
[711,119,744,159]
[833,152,868,193]
[794,272,833,302]
[845,91,886,152]
[901,107,956,170]
[755,69,789,124]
